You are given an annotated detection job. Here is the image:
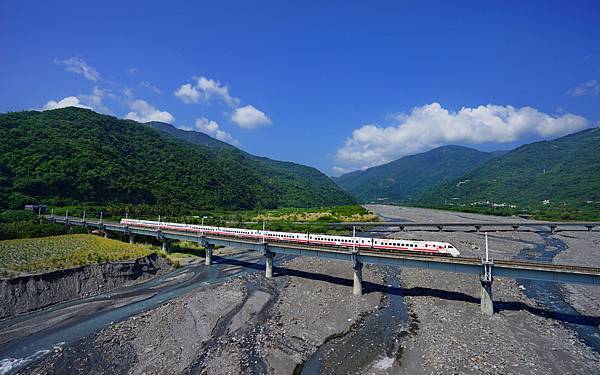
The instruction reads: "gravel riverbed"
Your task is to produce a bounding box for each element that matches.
[14,205,600,374]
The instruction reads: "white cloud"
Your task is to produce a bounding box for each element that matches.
[55,57,100,81]
[42,96,92,111]
[174,76,239,106]
[174,83,199,103]
[568,80,600,96]
[140,81,161,94]
[230,105,272,129]
[41,86,113,114]
[128,67,139,75]
[335,102,591,170]
[194,117,239,145]
[125,99,175,123]
[332,166,352,176]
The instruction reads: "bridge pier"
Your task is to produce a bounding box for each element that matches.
[351,252,363,296]
[161,239,168,252]
[103,231,109,239]
[265,251,274,278]
[205,244,213,266]
[128,233,135,244]
[480,277,494,316]
[475,225,481,232]
[512,225,520,232]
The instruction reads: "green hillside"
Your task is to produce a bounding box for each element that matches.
[419,127,600,210]
[146,121,235,149]
[0,108,355,212]
[333,145,496,203]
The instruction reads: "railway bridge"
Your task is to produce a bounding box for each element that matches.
[48,215,600,316]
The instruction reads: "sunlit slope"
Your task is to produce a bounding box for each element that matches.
[419,127,600,206]
[0,108,355,210]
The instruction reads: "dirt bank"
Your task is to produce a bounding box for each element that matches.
[22,256,383,374]
[0,253,172,319]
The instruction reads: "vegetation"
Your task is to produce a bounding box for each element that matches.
[0,209,86,240]
[0,108,355,213]
[334,146,499,203]
[0,234,154,277]
[418,127,600,220]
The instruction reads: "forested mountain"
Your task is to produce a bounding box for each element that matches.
[333,146,497,203]
[145,121,235,149]
[0,108,355,211]
[419,127,600,207]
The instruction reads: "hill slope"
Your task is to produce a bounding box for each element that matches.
[145,121,235,149]
[334,145,497,202]
[0,108,355,211]
[419,127,600,207]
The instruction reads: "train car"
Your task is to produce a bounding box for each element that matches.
[218,226,258,239]
[120,219,460,257]
[261,230,308,243]
[308,234,373,248]
[372,238,459,257]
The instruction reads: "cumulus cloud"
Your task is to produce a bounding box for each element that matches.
[42,96,92,111]
[174,76,239,106]
[194,117,239,145]
[335,103,591,170]
[55,57,100,81]
[41,86,113,114]
[568,80,600,96]
[230,105,272,129]
[125,99,175,123]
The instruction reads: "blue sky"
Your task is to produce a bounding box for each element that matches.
[1,1,599,175]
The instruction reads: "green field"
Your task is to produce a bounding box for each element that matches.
[0,234,155,277]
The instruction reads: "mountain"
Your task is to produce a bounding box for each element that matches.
[419,127,600,207]
[0,108,355,211]
[333,145,497,203]
[145,121,235,149]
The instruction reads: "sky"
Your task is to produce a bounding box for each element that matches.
[1,1,599,175]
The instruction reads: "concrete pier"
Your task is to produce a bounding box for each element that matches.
[265,252,274,278]
[205,245,213,266]
[103,231,109,239]
[480,278,494,316]
[161,239,168,252]
[129,234,135,244]
[352,253,363,296]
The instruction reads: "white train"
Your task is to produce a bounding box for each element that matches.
[120,219,460,257]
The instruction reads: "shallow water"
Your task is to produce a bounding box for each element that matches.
[0,251,270,375]
[515,231,600,353]
[299,267,407,374]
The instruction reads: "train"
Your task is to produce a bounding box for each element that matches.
[120,219,461,257]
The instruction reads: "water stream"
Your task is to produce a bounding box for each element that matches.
[0,251,268,375]
[514,231,600,353]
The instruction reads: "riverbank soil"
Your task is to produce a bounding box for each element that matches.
[365,204,600,374]
[9,205,600,374]
[22,255,382,374]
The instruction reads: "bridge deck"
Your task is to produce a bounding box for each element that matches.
[49,216,600,286]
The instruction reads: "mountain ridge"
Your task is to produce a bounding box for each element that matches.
[0,108,355,211]
[334,145,498,203]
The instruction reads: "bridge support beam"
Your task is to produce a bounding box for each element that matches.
[205,244,213,266]
[480,278,494,316]
[352,252,363,296]
[265,251,274,278]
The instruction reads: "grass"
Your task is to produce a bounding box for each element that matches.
[0,234,155,277]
